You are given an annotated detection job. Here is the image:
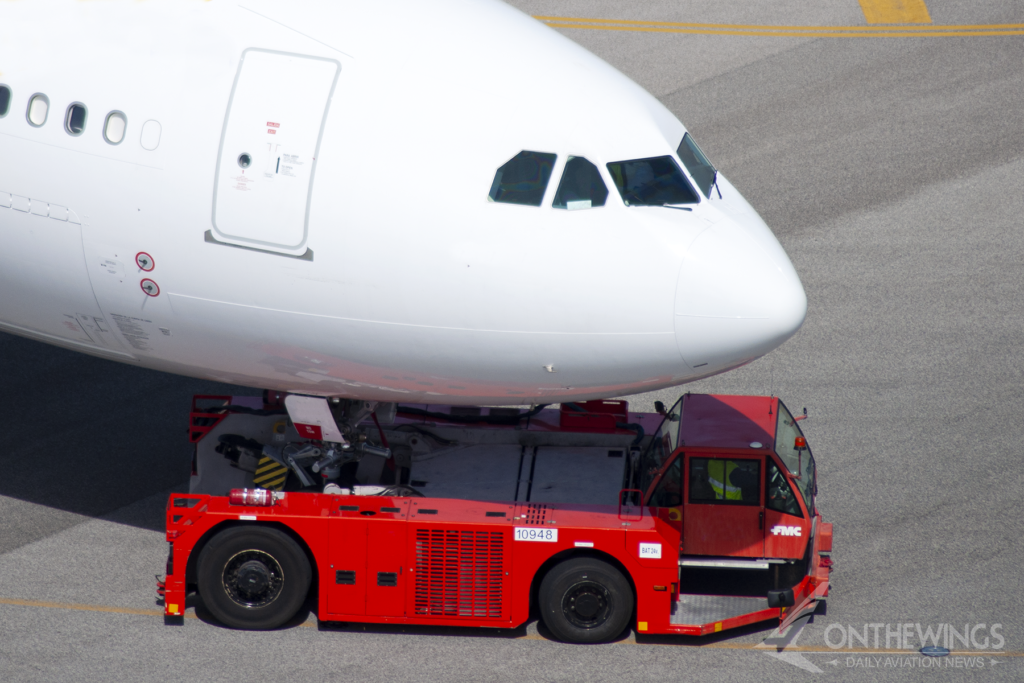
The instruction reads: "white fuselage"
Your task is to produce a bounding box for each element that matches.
[0,0,806,404]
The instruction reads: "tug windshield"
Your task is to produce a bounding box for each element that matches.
[638,397,683,499]
[775,401,816,514]
[606,156,699,206]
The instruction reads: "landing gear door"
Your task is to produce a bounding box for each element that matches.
[212,49,340,256]
[682,453,764,557]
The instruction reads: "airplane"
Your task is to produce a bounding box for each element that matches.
[0,0,806,420]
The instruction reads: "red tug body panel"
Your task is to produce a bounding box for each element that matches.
[162,392,832,642]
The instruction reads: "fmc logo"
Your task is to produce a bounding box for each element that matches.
[771,525,802,536]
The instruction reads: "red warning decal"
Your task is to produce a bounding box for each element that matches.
[135,252,155,272]
[267,122,280,128]
[295,423,323,440]
[268,129,277,134]
[140,278,160,297]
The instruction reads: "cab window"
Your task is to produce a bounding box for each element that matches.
[766,460,802,517]
[606,156,698,206]
[775,402,816,513]
[488,151,556,206]
[649,456,682,507]
[638,397,682,497]
[552,156,608,210]
[690,457,760,505]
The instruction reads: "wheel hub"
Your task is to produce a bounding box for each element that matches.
[236,560,271,594]
[562,581,610,628]
[222,550,284,608]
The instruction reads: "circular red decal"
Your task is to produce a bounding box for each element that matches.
[140,279,160,297]
[136,252,155,271]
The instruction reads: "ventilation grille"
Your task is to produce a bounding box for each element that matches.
[521,504,550,525]
[414,529,504,619]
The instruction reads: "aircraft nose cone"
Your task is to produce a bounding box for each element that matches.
[675,219,806,374]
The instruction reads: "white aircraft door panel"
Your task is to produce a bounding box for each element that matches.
[212,49,340,254]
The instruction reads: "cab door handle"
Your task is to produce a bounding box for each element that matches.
[759,511,764,530]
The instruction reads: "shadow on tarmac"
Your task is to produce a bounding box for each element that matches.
[0,332,255,536]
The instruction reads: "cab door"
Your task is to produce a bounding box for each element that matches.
[682,453,764,557]
[763,458,810,559]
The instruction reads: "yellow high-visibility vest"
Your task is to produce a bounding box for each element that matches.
[707,460,742,501]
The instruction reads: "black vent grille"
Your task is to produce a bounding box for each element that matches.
[521,503,550,525]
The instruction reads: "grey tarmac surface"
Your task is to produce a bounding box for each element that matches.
[2,1,1024,680]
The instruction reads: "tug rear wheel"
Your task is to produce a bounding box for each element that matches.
[539,557,634,643]
[198,526,310,630]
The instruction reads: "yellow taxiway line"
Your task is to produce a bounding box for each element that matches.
[534,16,1024,38]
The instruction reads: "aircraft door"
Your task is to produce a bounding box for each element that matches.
[682,453,764,557]
[212,49,340,256]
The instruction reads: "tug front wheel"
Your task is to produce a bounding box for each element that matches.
[197,526,311,630]
[539,557,634,643]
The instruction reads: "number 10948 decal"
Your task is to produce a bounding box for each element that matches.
[514,527,558,542]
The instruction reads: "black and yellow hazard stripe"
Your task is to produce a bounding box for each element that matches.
[253,457,289,490]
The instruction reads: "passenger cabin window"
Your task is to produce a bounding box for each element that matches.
[65,103,87,136]
[766,460,802,517]
[488,151,556,206]
[689,457,760,505]
[0,85,11,117]
[676,133,717,199]
[27,94,49,127]
[552,156,608,210]
[606,156,698,207]
[103,111,127,145]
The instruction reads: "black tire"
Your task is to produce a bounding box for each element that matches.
[197,525,311,630]
[538,557,634,643]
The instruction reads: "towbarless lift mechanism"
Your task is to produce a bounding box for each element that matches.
[160,393,832,642]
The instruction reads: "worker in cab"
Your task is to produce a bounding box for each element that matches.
[708,459,743,501]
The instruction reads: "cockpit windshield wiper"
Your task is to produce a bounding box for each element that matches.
[710,170,723,199]
[657,204,693,211]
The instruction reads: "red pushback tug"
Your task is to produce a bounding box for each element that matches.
[161,393,832,643]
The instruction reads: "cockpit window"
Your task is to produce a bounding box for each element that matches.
[552,156,608,210]
[676,133,717,199]
[488,151,556,206]
[606,156,698,207]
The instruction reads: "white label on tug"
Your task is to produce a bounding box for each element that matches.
[514,527,558,542]
[771,525,802,537]
[639,542,662,559]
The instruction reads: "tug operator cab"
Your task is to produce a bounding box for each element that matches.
[639,393,816,572]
